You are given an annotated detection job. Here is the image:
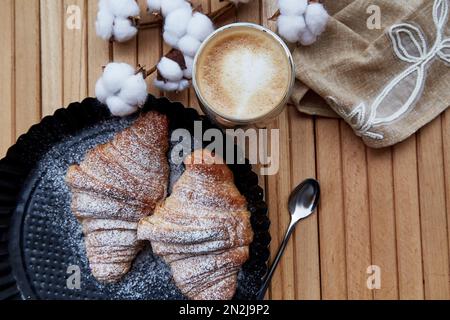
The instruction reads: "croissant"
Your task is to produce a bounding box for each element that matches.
[138,149,253,300]
[66,111,170,283]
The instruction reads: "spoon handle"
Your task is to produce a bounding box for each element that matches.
[256,221,296,300]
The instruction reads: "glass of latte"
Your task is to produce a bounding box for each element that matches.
[193,23,295,127]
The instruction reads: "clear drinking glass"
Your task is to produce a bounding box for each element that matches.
[192,23,295,128]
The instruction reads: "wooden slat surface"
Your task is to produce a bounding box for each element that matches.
[14,0,41,138]
[1,0,450,300]
[341,125,372,300]
[0,0,15,157]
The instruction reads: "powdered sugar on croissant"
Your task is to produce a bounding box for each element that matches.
[66,111,170,283]
[138,149,253,300]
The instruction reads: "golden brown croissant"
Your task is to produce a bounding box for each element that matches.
[66,111,169,283]
[137,149,253,300]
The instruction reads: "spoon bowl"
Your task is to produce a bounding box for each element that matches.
[288,178,321,223]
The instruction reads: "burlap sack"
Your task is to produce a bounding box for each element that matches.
[291,0,450,148]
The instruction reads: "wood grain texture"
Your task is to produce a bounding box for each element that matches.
[40,0,63,116]
[366,147,399,300]
[14,0,41,138]
[288,106,321,300]
[63,0,88,105]
[340,124,372,300]
[0,0,14,157]
[392,137,424,300]
[444,111,450,293]
[315,119,347,299]
[417,118,450,299]
[1,0,449,301]
[87,0,110,97]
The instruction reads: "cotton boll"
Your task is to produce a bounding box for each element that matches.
[118,74,148,106]
[299,28,317,46]
[147,0,161,12]
[154,80,180,92]
[177,79,190,91]
[102,63,135,94]
[98,0,111,13]
[96,61,146,116]
[278,0,307,16]
[164,7,193,38]
[113,18,138,42]
[95,79,111,103]
[305,3,329,36]
[157,57,184,82]
[154,79,166,91]
[106,96,138,117]
[277,15,305,43]
[178,35,201,58]
[164,81,182,91]
[183,55,193,79]
[161,0,190,17]
[96,10,114,40]
[109,0,140,18]
[163,31,180,49]
[186,12,214,42]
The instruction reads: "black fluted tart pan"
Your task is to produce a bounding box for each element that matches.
[0,95,270,300]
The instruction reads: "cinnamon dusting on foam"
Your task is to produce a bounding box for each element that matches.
[196,27,291,121]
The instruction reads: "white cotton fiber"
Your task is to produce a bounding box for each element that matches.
[183,55,193,79]
[177,79,190,91]
[98,0,110,12]
[164,7,193,38]
[154,80,166,91]
[106,96,138,117]
[95,79,110,103]
[102,62,135,94]
[277,15,305,43]
[96,62,148,117]
[113,18,138,42]
[118,74,148,106]
[276,0,329,46]
[178,35,201,58]
[154,80,180,92]
[164,81,182,91]
[186,12,214,42]
[109,0,140,18]
[96,10,114,40]
[299,28,317,46]
[157,57,184,82]
[305,3,329,36]
[147,0,162,12]
[278,0,307,16]
[154,0,230,93]
[153,79,164,91]
[95,0,140,42]
[163,31,180,49]
[161,0,190,17]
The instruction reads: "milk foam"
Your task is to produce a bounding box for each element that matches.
[196,27,291,121]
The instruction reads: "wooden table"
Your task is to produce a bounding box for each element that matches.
[1,0,449,300]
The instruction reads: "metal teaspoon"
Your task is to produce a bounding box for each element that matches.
[256,179,321,300]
